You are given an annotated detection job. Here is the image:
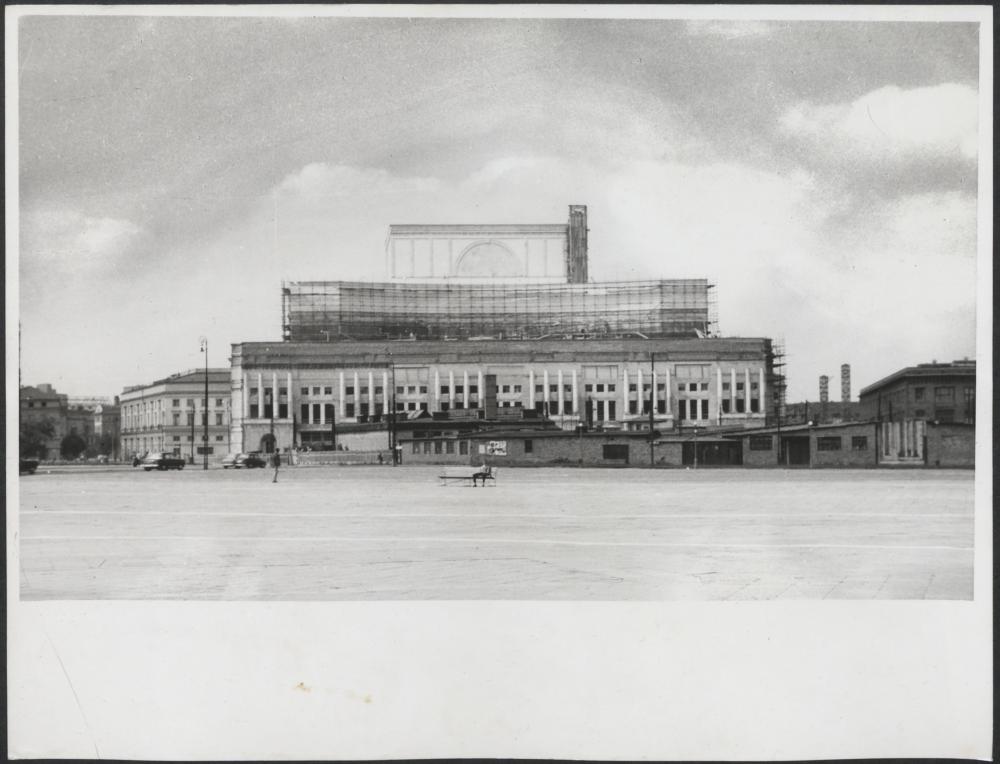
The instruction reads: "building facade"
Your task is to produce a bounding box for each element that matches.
[229,337,775,454]
[120,369,232,461]
[858,360,976,423]
[19,383,69,458]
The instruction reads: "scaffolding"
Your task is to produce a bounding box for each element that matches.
[766,338,788,426]
[282,279,716,342]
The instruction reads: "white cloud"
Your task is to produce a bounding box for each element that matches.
[21,209,143,266]
[780,83,979,162]
[684,20,773,39]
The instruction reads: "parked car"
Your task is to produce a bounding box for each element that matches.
[222,452,267,469]
[238,452,267,468]
[19,458,40,475]
[141,452,186,471]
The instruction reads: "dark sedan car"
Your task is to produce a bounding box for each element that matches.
[19,458,40,475]
[238,452,267,468]
[141,452,186,471]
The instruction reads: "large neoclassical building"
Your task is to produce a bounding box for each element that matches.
[231,206,783,453]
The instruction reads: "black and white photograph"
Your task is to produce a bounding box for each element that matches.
[7,5,992,760]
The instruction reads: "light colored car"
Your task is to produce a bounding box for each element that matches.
[221,453,242,469]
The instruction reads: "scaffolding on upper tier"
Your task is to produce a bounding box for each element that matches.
[281,279,716,342]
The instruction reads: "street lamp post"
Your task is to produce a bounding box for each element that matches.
[648,352,655,467]
[200,337,208,470]
[389,354,398,465]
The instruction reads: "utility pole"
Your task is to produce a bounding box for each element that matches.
[648,352,655,467]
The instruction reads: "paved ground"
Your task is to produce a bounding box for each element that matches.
[17,466,974,600]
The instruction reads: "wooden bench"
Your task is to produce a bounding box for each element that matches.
[439,465,497,487]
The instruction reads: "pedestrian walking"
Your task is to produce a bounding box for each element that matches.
[272,449,281,483]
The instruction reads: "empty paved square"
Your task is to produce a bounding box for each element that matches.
[18,466,974,600]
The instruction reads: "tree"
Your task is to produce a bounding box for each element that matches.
[60,431,87,460]
[20,418,55,459]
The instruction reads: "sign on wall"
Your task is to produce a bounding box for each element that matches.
[482,440,507,456]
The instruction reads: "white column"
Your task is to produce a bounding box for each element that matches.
[730,369,737,411]
[318,388,324,424]
[636,368,643,412]
[383,371,390,416]
[243,374,249,419]
[542,370,550,414]
[557,369,564,417]
[528,370,535,408]
[448,370,455,408]
[368,371,375,412]
[433,370,440,409]
[463,370,469,407]
[717,368,723,421]
[744,368,751,414]
[571,369,578,419]
[257,373,263,418]
[622,368,629,417]
[339,372,345,418]
[664,366,671,416]
[758,368,766,415]
[477,370,484,409]
[271,373,278,426]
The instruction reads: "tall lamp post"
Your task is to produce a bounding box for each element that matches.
[199,337,209,470]
[388,352,398,465]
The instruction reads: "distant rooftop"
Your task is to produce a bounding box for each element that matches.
[859,359,976,397]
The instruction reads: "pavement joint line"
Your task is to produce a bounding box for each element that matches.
[19,535,975,551]
[20,511,968,519]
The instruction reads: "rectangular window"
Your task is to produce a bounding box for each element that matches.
[722,399,731,414]
[440,402,449,411]
[722,382,730,391]
[187,399,194,407]
[311,403,321,421]
[279,388,288,396]
[524,439,533,454]
[215,413,223,425]
[375,386,383,395]
[278,403,288,418]
[501,385,510,393]
[629,384,637,392]
[628,401,638,414]
[460,441,469,455]
[817,436,842,451]
[324,387,333,395]
[700,400,708,419]
[934,386,954,402]
[172,399,180,407]
[564,401,573,415]
[173,413,180,426]
[434,441,442,454]
[913,387,925,401]
[301,387,309,396]
[700,382,709,391]
[549,384,557,393]
[187,413,195,426]
[440,386,449,395]
[750,398,759,413]
[602,444,629,460]
[535,384,544,393]
[749,435,773,451]
[345,386,354,396]
[345,403,355,417]
[446,441,455,454]
[736,383,744,392]
[409,402,417,410]
[687,383,697,392]
[421,385,429,394]
[249,388,258,396]
[249,404,259,419]
[596,384,605,393]
[325,404,334,421]
[300,403,309,421]
[215,398,223,407]
[173,436,180,442]
[584,384,593,392]
[215,435,224,442]
[736,399,746,413]
[423,442,431,454]
[851,436,868,450]
[360,387,368,395]
[513,385,522,393]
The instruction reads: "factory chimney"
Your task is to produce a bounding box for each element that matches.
[819,375,829,403]
[840,364,851,402]
[567,205,589,283]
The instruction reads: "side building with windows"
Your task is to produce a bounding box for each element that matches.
[120,369,232,462]
[857,359,975,466]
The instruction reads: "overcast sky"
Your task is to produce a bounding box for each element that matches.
[12,10,984,401]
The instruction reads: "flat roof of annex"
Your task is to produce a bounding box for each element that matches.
[858,359,976,398]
